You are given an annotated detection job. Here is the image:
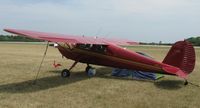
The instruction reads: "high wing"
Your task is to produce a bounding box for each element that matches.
[4,29,138,46]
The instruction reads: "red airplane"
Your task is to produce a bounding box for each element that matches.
[4,29,196,82]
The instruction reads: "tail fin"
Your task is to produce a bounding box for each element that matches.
[163,40,196,75]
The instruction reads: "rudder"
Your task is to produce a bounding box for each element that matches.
[163,40,195,74]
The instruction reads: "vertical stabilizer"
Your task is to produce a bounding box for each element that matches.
[163,41,195,75]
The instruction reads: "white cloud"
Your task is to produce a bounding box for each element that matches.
[0,0,200,42]
[69,0,198,14]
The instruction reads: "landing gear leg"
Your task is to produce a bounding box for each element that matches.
[61,61,78,78]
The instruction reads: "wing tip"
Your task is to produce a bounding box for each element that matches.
[127,42,139,45]
[3,28,25,36]
[3,28,10,32]
[4,28,16,33]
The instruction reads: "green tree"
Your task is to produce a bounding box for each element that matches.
[187,37,200,46]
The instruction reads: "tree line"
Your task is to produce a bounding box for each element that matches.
[186,37,200,46]
[139,37,200,46]
[0,35,43,42]
[0,35,200,46]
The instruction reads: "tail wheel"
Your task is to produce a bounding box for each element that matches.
[61,69,70,78]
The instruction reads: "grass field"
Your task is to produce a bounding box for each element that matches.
[0,43,199,108]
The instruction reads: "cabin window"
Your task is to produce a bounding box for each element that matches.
[76,44,107,53]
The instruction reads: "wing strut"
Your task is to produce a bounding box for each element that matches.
[33,41,49,84]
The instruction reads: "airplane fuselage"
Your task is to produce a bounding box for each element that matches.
[57,42,168,74]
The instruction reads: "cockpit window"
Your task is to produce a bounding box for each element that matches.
[76,44,107,53]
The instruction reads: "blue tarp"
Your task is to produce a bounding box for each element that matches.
[112,68,163,80]
[111,52,164,80]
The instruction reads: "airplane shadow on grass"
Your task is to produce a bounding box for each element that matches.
[0,67,184,93]
[154,80,184,90]
[0,70,89,93]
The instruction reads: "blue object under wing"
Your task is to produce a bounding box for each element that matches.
[112,68,163,80]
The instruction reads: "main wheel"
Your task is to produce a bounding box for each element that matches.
[85,66,96,77]
[61,69,70,78]
[85,66,92,74]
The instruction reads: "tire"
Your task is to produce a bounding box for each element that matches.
[85,66,96,77]
[61,69,70,78]
[85,66,92,74]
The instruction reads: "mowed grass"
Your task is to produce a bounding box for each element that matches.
[0,43,199,108]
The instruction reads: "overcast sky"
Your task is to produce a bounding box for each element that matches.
[0,0,200,42]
